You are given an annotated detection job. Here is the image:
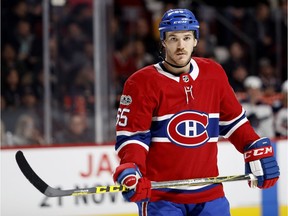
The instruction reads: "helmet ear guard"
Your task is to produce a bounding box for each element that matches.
[159,9,200,41]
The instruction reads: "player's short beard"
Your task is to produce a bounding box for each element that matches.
[165,50,192,68]
[159,42,193,69]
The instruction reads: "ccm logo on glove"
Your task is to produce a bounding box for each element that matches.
[244,146,273,162]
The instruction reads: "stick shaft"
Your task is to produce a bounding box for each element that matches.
[15,150,255,197]
[151,174,251,188]
[68,174,253,196]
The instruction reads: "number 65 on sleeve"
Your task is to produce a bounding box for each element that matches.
[116,108,130,127]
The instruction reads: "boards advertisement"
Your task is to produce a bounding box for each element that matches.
[1,140,287,216]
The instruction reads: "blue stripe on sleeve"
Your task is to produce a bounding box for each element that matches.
[115,132,151,150]
[219,113,246,137]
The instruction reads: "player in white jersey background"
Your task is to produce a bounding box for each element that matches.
[275,80,288,137]
[112,8,280,216]
[241,76,275,138]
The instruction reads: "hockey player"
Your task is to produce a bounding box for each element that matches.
[113,8,280,216]
[241,76,275,138]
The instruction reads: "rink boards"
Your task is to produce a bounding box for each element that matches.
[1,140,287,216]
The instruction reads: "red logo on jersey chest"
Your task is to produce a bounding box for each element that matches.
[167,111,209,147]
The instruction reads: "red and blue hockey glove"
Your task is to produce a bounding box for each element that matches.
[244,137,280,189]
[113,163,151,202]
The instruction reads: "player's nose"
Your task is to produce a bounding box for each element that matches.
[177,39,185,49]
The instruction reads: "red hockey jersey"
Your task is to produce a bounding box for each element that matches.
[115,57,259,203]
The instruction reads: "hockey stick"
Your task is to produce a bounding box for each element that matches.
[15,150,257,197]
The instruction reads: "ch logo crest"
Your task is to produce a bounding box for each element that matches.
[167,111,209,147]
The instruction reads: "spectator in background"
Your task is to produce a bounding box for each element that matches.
[1,43,27,77]
[1,82,44,146]
[2,1,43,71]
[19,86,43,125]
[0,120,12,146]
[111,15,126,50]
[12,19,42,69]
[1,121,7,146]
[59,22,87,66]
[246,2,275,61]
[54,113,93,144]
[222,41,249,77]
[198,21,217,57]
[210,6,250,47]
[133,39,155,69]
[73,3,93,38]
[11,1,30,23]
[46,37,65,103]
[221,6,253,46]
[72,41,94,69]
[66,65,95,114]
[193,38,215,59]
[62,41,95,112]
[0,94,21,135]
[113,38,137,92]
[11,114,45,146]
[241,76,275,138]
[258,58,282,96]
[1,69,22,108]
[0,119,15,146]
[133,17,159,59]
[2,1,30,43]
[229,64,248,93]
[275,80,288,138]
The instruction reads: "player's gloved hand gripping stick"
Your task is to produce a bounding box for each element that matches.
[112,163,151,202]
[244,137,280,188]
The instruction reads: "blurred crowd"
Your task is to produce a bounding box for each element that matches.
[1,0,287,146]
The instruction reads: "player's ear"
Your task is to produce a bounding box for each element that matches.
[162,41,166,47]
[193,39,198,47]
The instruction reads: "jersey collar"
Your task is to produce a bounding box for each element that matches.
[154,58,199,81]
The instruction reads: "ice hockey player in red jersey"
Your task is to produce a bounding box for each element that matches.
[113,8,280,216]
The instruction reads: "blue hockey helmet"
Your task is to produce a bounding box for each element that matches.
[159,9,200,41]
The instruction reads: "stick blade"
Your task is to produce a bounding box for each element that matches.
[15,150,49,194]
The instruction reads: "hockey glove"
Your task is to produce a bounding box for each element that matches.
[244,137,280,189]
[113,163,151,202]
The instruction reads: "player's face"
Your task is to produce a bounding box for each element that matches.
[163,31,197,67]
